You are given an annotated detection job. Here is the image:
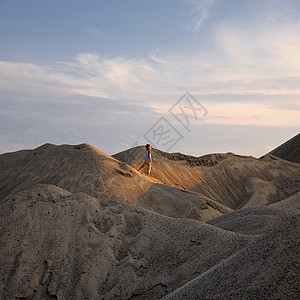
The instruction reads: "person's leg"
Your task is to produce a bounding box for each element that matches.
[138,161,146,171]
[147,161,152,176]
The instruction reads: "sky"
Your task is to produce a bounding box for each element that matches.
[0,0,299,157]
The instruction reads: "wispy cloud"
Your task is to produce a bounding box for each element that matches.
[188,0,220,32]
[0,12,299,157]
[1,1,299,156]
[56,19,300,105]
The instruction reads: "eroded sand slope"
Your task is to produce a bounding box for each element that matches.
[0,184,249,299]
[0,137,299,300]
[113,147,300,209]
[0,143,228,222]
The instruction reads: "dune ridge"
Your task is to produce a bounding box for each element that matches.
[113,146,300,209]
[266,132,300,163]
[0,143,228,222]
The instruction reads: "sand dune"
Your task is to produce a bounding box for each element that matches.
[0,136,299,299]
[270,192,300,209]
[207,205,299,235]
[164,214,300,300]
[266,132,300,163]
[0,184,249,299]
[0,143,228,222]
[240,176,300,208]
[113,147,300,209]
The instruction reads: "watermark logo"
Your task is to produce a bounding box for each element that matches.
[169,91,208,132]
[143,117,183,151]
[126,92,207,156]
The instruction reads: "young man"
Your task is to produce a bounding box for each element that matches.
[138,144,152,176]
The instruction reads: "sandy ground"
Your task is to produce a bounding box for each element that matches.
[0,137,299,299]
[0,184,249,299]
[164,214,300,300]
[0,143,228,222]
[113,146,300,209]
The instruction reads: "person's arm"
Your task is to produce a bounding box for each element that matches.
[148,150,152,162]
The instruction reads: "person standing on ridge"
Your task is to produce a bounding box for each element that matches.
[138,144,152,176]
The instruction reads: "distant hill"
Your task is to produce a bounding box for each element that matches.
[266,133,300,163]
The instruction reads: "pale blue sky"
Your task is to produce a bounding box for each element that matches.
[0,0,299,156]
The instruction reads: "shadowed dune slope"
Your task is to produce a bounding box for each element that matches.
[206,205,299,235]
[0,143,229,222]
[0,184,249,300]
[266,132,300,163]
[163,214,300,300]
[270,191,300,209]
[113,147,300,209]
[239,176,300,208]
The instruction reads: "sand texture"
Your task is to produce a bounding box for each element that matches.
[0,135,299,299]
[266,132,300,163]
[113,146,300,209]
[164,214,300,300]
[0,143,228,222]
[1,184,249,299]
